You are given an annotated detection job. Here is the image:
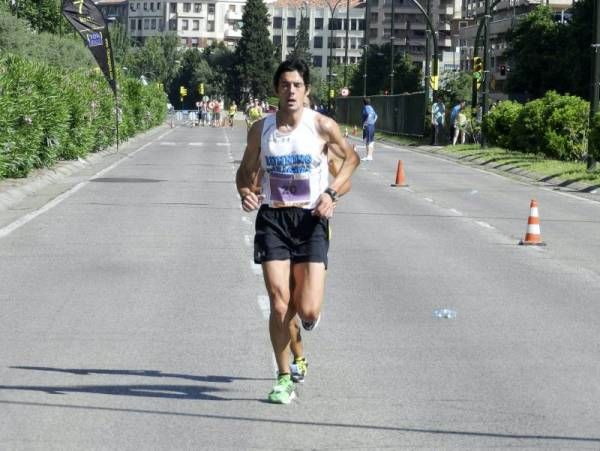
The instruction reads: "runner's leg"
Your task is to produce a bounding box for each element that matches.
[262,260,296,374]
[291,262,327,324]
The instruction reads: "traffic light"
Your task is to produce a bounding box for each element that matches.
[472,56,483,90]
[430,75,439,91]
[500,65,506,76]
[329,89,335,99]
[198,83,204,95]
[179,86,188,97]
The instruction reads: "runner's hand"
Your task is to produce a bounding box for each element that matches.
[312,193,335,219]
[241,192,263,212]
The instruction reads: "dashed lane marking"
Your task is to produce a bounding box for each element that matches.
[475,220,495,230]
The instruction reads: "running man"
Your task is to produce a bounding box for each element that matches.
[246,99,263,130]
[236,59,359,404]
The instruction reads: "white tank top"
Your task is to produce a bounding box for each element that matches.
[259,108,328,209]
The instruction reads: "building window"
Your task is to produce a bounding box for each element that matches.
[193,19,199,30]
[313,36,323,48]
[182,19,189,30]
[150,2,154,11]
[191,38,198,48]
[180,38,187,46]
[144,18,150,29]
[314,17,323,29]
[130,3,135,11]
[157,2,160,9]
[208,3,215,14]
[170,2,176,13]
[169,19,177,30]
[194,3,201,12]
[273,17,282,28]
[287,35,295,47]
[183,3,191,12]
[130,19,136,30]
[273,35,282,46]
[287,17,296,29]
[370,12,378,22]
[143,2,147,10]
[312,55,322,67]
[138,19,142,29]
[151,18,156,29]
[207,21,215,31]
[229,4,235,11]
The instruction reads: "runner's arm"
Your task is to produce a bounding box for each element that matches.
[236,120,264,212]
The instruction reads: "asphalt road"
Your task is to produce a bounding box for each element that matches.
[1,122,600,450]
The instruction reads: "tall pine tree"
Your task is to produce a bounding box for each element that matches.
[234,0,276,101]
[289,15,311,64]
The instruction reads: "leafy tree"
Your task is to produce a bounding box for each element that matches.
[109,22,132,66]
[505,5,572,99]
[234,0,276,101]
[289,15,311,63]
[560,0,592,99]
[437,71,472,105]
[350,44,422,96]
[0,3,93,70]
[124,33,180,92]
[8,0,63,34]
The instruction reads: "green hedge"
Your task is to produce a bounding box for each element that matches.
[482,91,590,161]
[0,54,167,179]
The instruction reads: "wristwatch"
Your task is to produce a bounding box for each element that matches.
[324,187,339,202]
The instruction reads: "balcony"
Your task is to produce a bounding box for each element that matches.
[226,10,242,21]
[224,28,242,39]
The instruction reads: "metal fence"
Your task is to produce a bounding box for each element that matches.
[335,92,426,137]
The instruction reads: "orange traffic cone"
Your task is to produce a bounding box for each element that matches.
[391,160,409,187]
[519,199,545,246]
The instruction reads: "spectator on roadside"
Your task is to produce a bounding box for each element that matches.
[431,97,445,145]
[453,110,468,145]
[361,97,378,161]
[450,100,465,142]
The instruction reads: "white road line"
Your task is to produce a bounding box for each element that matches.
[157,129,175,141]
[424,197,434,203]
[0,142,154,239]
[188,142,204,146]
[475,220,495,230]
[216,142,230,146]
[251,260,262,275]
[257,295,270,319]
[469,189,479,195]
[160,142,176,146]
[449,208,462,215]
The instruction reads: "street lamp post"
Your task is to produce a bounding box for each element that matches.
[327,0,343,112]
[362,0,370,96]
[343,0,350,88]
[390,0,395,95]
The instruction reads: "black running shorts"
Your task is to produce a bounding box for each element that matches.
[254,205,329,268]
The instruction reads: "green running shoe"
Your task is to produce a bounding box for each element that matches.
[267,374,295,404]
[290,357,308,383]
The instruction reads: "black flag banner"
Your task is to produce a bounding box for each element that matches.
[61,0,117,95]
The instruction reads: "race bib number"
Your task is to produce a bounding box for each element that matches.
[269,173,310,207]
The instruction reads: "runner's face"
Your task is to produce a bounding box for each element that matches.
[276,70,309,112]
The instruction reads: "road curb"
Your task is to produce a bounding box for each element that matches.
[0,125,169,212]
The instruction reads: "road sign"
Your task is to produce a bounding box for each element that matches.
[341,87,349,97]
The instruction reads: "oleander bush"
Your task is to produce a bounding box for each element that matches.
[0,54,167,179]
[482,100,522,149]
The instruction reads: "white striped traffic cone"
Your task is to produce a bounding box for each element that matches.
[519,199,545,246]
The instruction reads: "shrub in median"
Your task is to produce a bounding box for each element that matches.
[482,100,522,149]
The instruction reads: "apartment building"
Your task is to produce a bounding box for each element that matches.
[125,0,245,48]
[95,0,129,26]
[459,0,573,89]
[364,0,461,73]
[268,0,366,80]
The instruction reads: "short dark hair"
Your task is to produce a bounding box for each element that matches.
[363,97,371,105]
[273,58,310,90]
